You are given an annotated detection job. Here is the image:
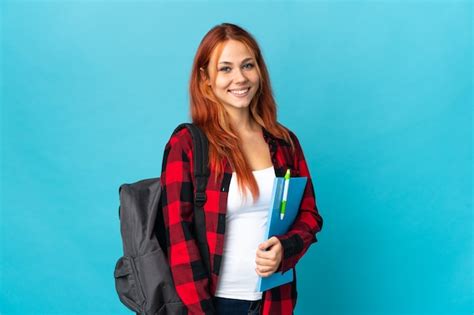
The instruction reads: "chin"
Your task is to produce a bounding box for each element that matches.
[227,101,251,109]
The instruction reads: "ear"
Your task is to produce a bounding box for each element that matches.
[199,67,211,86]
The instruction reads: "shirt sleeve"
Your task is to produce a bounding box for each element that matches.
[275,131,324,274]
[160,129,215,315]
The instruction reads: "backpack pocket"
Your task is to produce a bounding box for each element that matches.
[133,248,179,305]
[114,256,146,313]
[115,249,185,314]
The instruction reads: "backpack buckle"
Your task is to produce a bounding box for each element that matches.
[195,191,207,206]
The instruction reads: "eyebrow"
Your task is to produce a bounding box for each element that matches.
[218,57,254,65]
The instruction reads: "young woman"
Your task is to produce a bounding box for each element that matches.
[160,23,323,315]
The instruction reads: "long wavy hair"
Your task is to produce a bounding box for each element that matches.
[189,23,294,201]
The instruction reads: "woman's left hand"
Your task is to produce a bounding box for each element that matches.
[255,236,283,277]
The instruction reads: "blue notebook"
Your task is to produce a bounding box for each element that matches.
[257,176,308,292]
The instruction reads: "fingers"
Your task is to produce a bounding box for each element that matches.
[258,236,279,251]
[255,237,282,278]
[256,270,272,278]
[255,263,274,272]
[255,256,277,277]
[256,241,281,260]
[256,248,278,260]
[255,265,276,278]
[255,256,274,267]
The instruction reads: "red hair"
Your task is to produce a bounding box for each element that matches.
[189,23,294,201]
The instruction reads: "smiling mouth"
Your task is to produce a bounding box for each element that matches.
[228,87,250,97]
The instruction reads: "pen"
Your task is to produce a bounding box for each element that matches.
[280,169,291,220]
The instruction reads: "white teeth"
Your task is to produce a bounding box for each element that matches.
[229,88,249,95]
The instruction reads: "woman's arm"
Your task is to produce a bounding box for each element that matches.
[161,129,215,315]
[275,131,324,274]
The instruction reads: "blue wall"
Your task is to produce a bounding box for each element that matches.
[1,1,472,314]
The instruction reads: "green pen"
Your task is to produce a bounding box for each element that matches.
[280,169,291,220]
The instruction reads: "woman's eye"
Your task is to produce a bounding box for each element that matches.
[219,63,254,72]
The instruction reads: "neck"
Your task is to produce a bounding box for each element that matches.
[225,107,259,135]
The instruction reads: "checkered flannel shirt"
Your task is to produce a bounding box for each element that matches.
[160,125,323,314]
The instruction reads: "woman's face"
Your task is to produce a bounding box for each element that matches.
[205,39,260,113]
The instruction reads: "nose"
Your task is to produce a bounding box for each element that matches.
[233,68,248,84]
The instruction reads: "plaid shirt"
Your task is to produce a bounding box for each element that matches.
[161,125,323,315]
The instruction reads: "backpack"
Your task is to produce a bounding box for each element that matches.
[114,123,212,315]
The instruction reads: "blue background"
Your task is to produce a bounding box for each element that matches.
[1,1,472,314]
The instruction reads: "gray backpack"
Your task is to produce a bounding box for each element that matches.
[114,123,212,315]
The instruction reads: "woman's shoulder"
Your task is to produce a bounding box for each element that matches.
[161,126,195,173]
[276,122,300,144]
[161,126,196,171]
[165,125,194,152]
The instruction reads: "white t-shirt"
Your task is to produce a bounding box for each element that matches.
[214,165,276,300]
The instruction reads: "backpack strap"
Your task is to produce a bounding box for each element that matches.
[172,123,212,284]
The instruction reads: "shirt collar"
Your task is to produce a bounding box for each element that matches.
[222,125,288,174]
